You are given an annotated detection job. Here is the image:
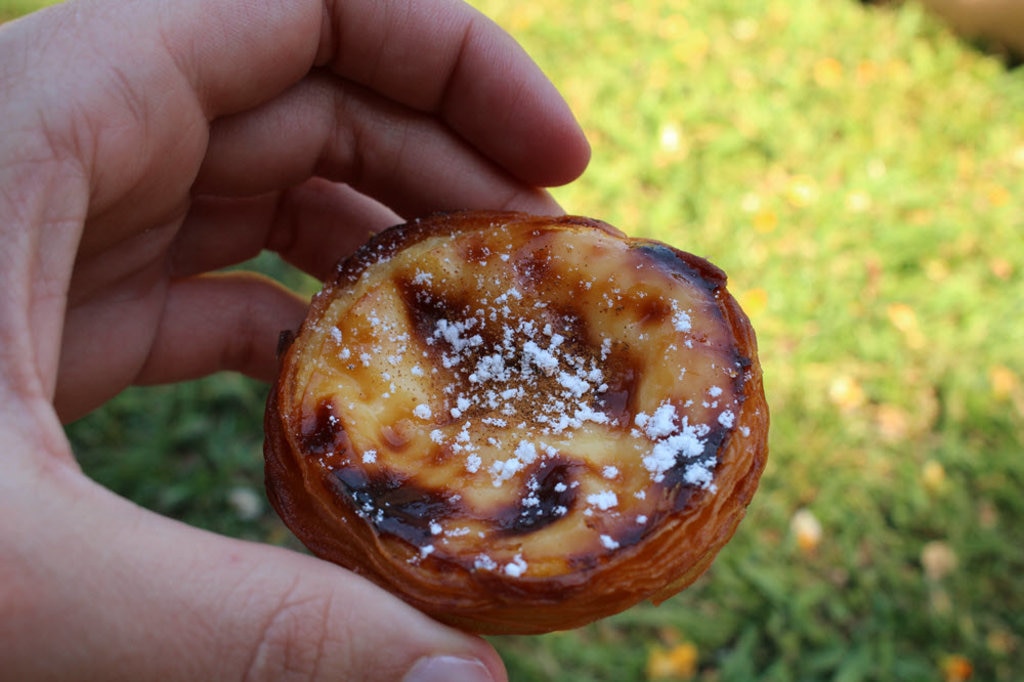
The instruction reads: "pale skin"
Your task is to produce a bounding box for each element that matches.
[0,0,590,679]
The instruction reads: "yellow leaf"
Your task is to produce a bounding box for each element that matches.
[752,208,778,233]
[941,654,973,682]
[989,365,1018,400]
[737,288,768,319]
[985,183,1011,208]
[856,60,879,85]
[647,642,698,680]
[989,257,1013,280]
[829,374,865,412]
[886,303,925,350]
[921,460,946,494]
[812,57,844,88]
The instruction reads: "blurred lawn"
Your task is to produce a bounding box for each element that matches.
[0,0,57,19]
[7,0,1021,679]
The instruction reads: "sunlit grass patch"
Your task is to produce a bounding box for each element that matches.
[0,0,60,21]
[475,0,1024,679]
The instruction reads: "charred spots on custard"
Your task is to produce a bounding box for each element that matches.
[380,421,412,451]
[661,460,713,512]
[393,266,619,437]
[632,242,728,292]
[330,217,452,286]
[396,275,462,351]
[634,295,675,326]
[541,302,592,346]
[300,398,346,456]
[396,275,509,373]
[330,466,461,547]
[514,244,554,290]
[495,457,580,536]
[633,399,725,493]
[567,553,600,572]
[276,329,296,359]
[592,348,641,428]
[459,232,495,265]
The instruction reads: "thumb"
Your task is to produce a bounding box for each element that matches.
[3,463,506,682]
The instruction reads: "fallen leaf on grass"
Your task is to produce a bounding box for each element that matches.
[737,288,768,319]
[829,374,866,412]
[790,508,823,554]
[812,57,844,88]
[752,207,778,233]
[647,642,698,681]
[941,654,973,682]
[886,303,925,350]
[989,365,1018,400]
[921,540,958,582]
[984,183,1011,208]
[921,460,947,494]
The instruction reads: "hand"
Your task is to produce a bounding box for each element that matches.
[0,0,589,679]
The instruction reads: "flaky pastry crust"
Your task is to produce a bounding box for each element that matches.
[264,211,768,634]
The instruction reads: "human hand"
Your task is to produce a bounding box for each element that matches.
[0,0,589,679]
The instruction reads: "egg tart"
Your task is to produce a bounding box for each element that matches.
[264,211,768,634]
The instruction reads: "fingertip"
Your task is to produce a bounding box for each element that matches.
[546,118,592,188]
[439,8,590,191]
[25,476,509,682]
[403,654,501,682]
[514,106,591,189]
[499,187,566,217]
[203,539,509,682]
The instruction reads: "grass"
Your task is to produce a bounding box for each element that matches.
[6,0,1021,679]
[0,0,58,20]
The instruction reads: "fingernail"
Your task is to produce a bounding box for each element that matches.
[403,655,494,682]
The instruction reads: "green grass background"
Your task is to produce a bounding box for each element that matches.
[6,0,1023,679]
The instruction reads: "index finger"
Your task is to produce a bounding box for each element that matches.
[167,0,590,187]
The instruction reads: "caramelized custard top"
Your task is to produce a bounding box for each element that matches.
[280,216,756,580]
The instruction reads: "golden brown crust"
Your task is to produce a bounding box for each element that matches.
[264,211,768,634]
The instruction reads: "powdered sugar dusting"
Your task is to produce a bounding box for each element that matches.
[586,490,619,511]
[503,554,528,577]
[671,301,693,332]
[635,400,718,490]
[315,226,751,572]
[401,290,617,492]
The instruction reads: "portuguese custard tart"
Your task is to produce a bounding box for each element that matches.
[264,211,768,635]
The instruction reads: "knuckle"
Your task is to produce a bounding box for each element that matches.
[243,582,348,682]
